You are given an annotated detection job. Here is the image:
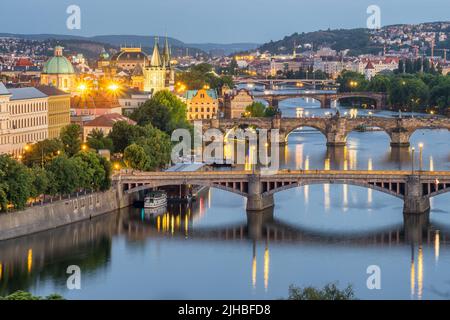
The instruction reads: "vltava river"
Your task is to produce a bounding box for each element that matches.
[0,96,449,300]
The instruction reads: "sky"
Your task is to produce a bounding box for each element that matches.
[0,0,449,44]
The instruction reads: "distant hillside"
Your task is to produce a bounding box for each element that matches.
[258,21,450,56]
[259,28,377,56]
[0,33,258,56]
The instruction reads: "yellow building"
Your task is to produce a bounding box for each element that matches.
[40,46,76,93]
[37,86,71,139]
[185,88,219,120]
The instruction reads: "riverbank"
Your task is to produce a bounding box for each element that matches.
[0,188,136,241]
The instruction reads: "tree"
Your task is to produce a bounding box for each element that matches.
[135,125,172,171]
[29,166,49,200]
[22,138,64,168]
[73,151,107,191]
[0,291,64,300]
[336,71,367,92]
[60,124,82,157]
[287,283,356,300]
[131,90,191,134]
[0,168,8,212]
[245,102,267,117]
[264,106,278,117]
[109,121,146,153]
[124,144,150,171]
[87,129,113,151]
[46,155,83,195]
[98,156,112,191]
[0,155,33,210]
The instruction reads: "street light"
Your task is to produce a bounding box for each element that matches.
[411,147,416,174]
[418,143,424,172]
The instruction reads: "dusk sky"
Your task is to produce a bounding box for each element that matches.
[0,0,449,43]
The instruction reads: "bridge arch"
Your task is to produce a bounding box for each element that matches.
[124,180,249,198]
[284,125,328,143]
[263,180,405,199]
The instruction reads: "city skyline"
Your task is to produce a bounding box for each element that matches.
[0,0,449,43]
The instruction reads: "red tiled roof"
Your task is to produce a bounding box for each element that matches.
[84,113,136,128]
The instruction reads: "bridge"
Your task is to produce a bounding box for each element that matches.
[114,170,450,214]
[255,91,387,109]
[203,116,450,147]
[234,77,337,89]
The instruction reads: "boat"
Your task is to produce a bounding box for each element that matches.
[144,191,167,209]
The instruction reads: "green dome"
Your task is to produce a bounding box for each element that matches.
[43,56,75,74]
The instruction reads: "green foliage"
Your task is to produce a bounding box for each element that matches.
[176,63,234,90]
[124,144,149,171]
[22,138,64,167]
[0,155,33,210]
[0,291,64,300]
[73,151,108,191]
[336,71,367,92]
[388,77,429,112]
[0,168,8,212]
[287,283,356,300]
[135,125,172,171]
[87,129,113,151]
[29,166,50,199]
[45,155,84,195]
[60,124,82,157]
[245,102,275,117]
[131,90,191,135]
[109,121,146,153]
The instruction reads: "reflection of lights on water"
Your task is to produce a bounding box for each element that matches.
[0,262,2,280]
[348,149,357,170]
[252,245,257,289]
[295,144,303,169]
[417,246,423,300]
[185,214,189,236]
[171,215,175,235]
[324,158,330,170]
[157,216,161,232]
[368,158,373,171]
[324,184,330,211]
[410,259,415,297]
[264,244,270,292]
[304,156,310,170]
[343,185,348,211]
[208,189,211,209]
[429,156,434,171]
[27,249,33,274]
[368,188,372,205]
[435,231,440,264]
[304,185,309,204]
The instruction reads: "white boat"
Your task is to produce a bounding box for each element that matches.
[144,192,167,208]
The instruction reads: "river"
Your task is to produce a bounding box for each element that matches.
[0,94,449,300]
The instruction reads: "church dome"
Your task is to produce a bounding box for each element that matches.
[43,46,75,74]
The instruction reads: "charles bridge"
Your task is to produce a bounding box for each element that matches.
[202,116,450,147]
[114,170,450,214]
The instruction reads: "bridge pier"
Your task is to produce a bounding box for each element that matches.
[325,118,348,147]
[246,207,274,240]
[389,130,411,148]
[403,175,430,214]
[246,174,274,211]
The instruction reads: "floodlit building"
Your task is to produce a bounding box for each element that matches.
[224,89,254,118]
[185,88,219,120]
[0,83,48,157]
[40,46,76,93]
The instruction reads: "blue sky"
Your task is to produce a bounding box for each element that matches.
[0,0,449,43]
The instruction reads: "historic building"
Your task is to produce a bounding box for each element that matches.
[224,89,254,118]
[36,85,71,139]
[40,46,76,93]
[110,47,149,72]
[83,113,136,141]
[0,84,48,157]
[143,37,175,93]
[185,88,219,120]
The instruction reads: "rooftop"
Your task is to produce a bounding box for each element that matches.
[36,85,70,96]
[184,89,218,100]
[8,87,47,100]
[0,82,10,95]
[84,113,136,128]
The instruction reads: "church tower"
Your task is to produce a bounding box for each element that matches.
[163,36,175,90]
[144,37,167,93]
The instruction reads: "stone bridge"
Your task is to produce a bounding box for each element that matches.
[203,116,450,147]
[114,170,450,214]
[257,92,387,109]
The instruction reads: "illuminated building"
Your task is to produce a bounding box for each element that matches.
[0,83,48,156]
[82,113,136,141]
[185,88,218,120]
[110,47,149,72]
[36,86,71,139]
[224,89,254,118]
[40,46,76,92]
[143,37,175,93]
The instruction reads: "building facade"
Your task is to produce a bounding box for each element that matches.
[0,85,48,157]
[225,89,254,118]
[40,46,76,93]
[185,89,219,120]
[143,37,175,93]
[36,86,71,139]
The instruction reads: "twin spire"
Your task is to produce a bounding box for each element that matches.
[150,36,171,68]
